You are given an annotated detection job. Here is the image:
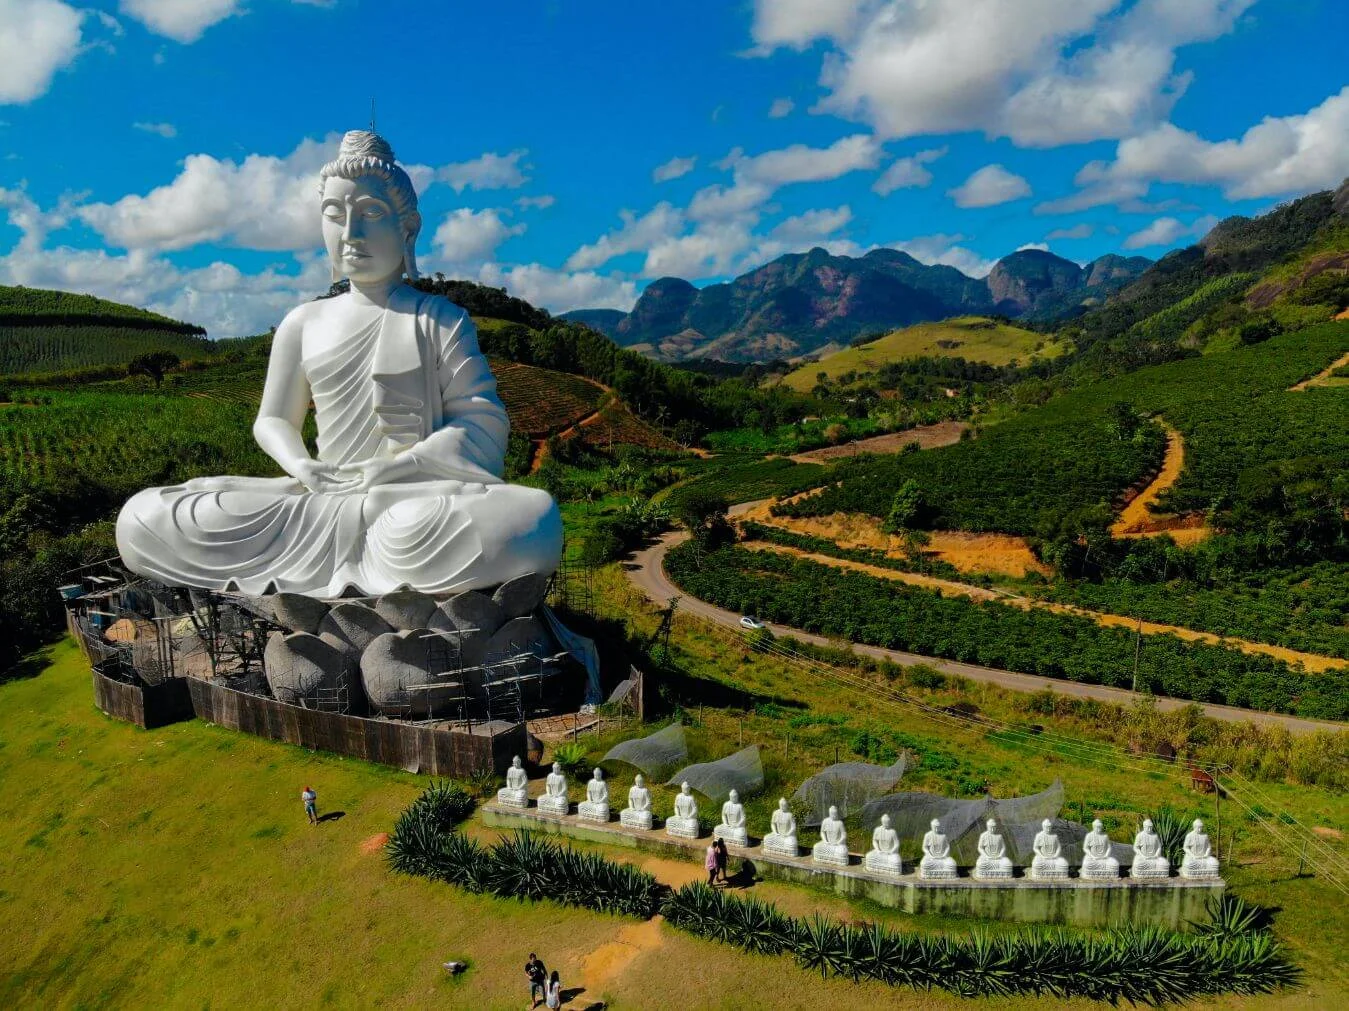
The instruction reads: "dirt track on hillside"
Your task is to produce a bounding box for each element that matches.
[1110,422,1209,546]
[1289,348,1349,391]
[789,420,969,463]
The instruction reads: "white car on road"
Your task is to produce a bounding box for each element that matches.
[739,615,765,631]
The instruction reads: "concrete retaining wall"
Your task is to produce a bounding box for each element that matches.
[482,804,1222,929]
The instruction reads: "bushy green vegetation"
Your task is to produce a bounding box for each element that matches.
[663,884,1298,1002]
[663,457,831,512]
[664,543,1349,719]
[780,323,1349,557]
[0,324,214,375]
[0,284,204,332]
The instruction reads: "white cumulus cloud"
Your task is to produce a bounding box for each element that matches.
[476,262,638,314]
[1046,223,1094,240]
[1122,214,1220,250]
[565,202,685,271]
[887,233,997,278]
[133,120,176,138]
[948,164,1032,208]
[653,155,697,183]
[872,146,946,195]
[0,0,85,104]
[430,208,525,266]
[119,0,241,44]
[768,97,795,118]
[1074,85,1349,201]
[751,0,1255,147]
[434,149,530,193]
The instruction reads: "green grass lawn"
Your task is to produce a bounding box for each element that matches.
[4,636,1346,1008]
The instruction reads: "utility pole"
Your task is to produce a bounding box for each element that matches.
[1131,616,1143,694]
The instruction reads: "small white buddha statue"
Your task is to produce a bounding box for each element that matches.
[714,788,749,847]
[537,761,570,815]
[1179,819,1221,879]
[1030,818,1070,880]
[496,754,529,808]
[812,805,850,866]
[666,781,700,838]
[115,130,562,598]
[763,798,798,857]
[973,817,1013,880]
[577,767,610,823]
[620,774,654,830]
[1130,818,1171,879]
[920,818,958,879]
[1080,819,1120,880]
[864,813,902,876]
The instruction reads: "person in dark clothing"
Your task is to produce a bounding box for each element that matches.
[525,952,548,1007]
[714,837,729,884]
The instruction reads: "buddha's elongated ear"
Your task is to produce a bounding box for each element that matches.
[402,232,420,281]
[331,258,342,285]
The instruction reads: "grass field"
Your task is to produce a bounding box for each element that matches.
[780,316,1067,391]
[3,625,1346,1007]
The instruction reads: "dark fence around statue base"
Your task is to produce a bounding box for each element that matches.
[91,667,195,729]
[90,665,521,776]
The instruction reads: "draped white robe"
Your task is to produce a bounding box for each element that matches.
[116,287,561,597]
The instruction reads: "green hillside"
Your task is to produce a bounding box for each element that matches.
[781,316,1068,392]
[0,284,212,375]
[780,320,1349,549]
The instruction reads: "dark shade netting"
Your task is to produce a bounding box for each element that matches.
[791,758,907,827]
[667,745,764,804]
[861,780,1085,865]
[602,722,688,780]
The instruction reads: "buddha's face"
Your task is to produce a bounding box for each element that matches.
[321,175,407,285]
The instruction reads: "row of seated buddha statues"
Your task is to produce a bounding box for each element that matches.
[496,761,1220,882]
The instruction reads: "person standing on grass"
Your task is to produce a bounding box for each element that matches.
[545,969,562,1009]
[714,837,729,884]
[705,841,718,886]
[302,785,318,825]
[525,952,547,1008]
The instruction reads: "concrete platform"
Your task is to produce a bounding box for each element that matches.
[482,803,1223,929]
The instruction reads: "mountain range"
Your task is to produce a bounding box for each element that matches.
[562,247,1152,363]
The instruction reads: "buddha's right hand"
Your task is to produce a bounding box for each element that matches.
[291,458,361,495]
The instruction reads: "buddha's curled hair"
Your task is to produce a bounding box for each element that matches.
[319,130,422,280]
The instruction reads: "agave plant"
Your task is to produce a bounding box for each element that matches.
[486,831,560,902]
[385,804,449,879]
[410,779,475,831]
[552,740,589,777]
[1191,893,1272,939]
[440,830,490,892]
[1149,806,1192,868]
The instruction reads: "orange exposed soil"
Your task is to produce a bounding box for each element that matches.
[790,420,969,463]
[359,832,390,854]
[1289,348,1349,391]
[738,499,1050,579]
[1110,422,1210,545]
[579,918,668,994]
[746,541,1346,673]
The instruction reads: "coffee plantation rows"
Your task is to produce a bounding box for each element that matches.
[663,543,1349,721]
[778,322,1349,545]
[0,324,214,375]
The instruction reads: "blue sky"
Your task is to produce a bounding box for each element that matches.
[1,0,1346,336]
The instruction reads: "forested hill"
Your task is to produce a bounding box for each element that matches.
[1065,179,1349,366]
[0,284,211,375]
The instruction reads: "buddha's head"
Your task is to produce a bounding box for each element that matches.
[593,767,603,780]
[319,130,422,286]
[1042,819,1052,831]
[1092,819,1104,833]
[1142,818,1154,832]
[551,761,561,774]
[681,781,691,795]
[728,789,739,804]
[634,774,645,788]
[828,805,839,820]
[881,814,892,829]
[930,818,941,831]
[986,818,996,832]
[1192,818,1204,832]
[778,798,788,812]
[511,756,522,768]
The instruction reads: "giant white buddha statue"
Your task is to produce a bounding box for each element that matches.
[116,130,562,599]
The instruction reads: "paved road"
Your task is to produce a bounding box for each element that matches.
[627,531,1345,736]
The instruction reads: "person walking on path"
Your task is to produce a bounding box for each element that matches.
[302,785,318,825]
[714,838,729,885]
[545,969,562,1009]
[525,953,548,1008]
[705,842,718,886]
